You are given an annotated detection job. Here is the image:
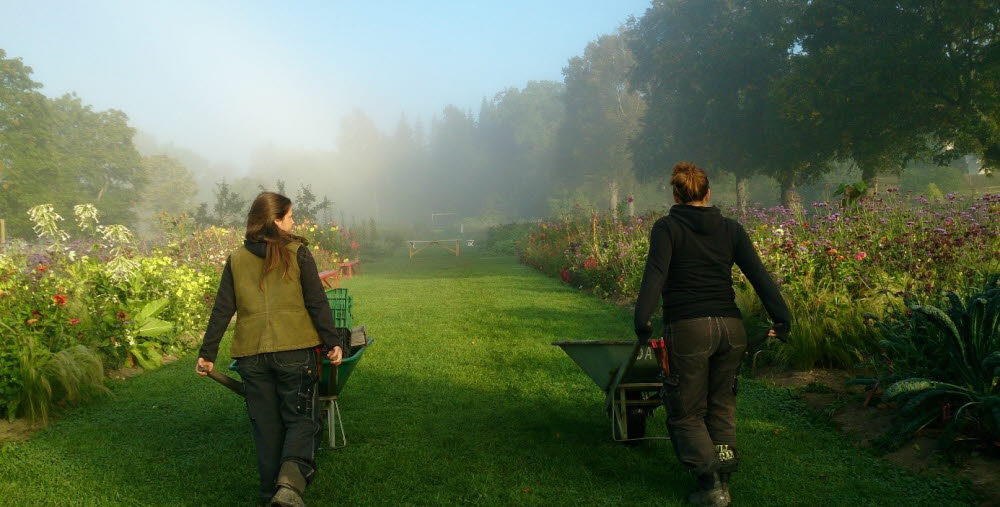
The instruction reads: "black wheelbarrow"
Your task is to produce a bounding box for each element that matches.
[203,329,374,450]
[553,340,669,443]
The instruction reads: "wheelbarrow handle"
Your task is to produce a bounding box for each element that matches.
[604,340,643,411]
[202,368,246,397]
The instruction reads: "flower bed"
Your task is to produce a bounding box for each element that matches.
[516,192,1000,368]
[0,205,351,423]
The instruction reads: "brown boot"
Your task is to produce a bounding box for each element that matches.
[688,472,730,506]
[270,461,307,507]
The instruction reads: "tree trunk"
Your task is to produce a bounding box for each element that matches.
[609,179,619,213]
[736,177,748,214]
[861,165,878,193]
[781,180,803,216]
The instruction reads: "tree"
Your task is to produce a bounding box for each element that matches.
[784,0,1000,186]
[138,154,197,230]
[203,180,247,228]
[427,105,485,217]
[337,109,385,220]
[0,49,53,236]
[557,29,645,212]
[629,0,826,210]
[48,93,145,226]
[480,80,565,217]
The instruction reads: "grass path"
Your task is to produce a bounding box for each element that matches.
[0,252,978,506]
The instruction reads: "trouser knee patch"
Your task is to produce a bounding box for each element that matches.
[715,444,739,473]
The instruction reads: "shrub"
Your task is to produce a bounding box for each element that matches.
[854,277,1000,448]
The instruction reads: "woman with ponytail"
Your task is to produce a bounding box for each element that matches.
[196,192,345,507]
[634,163,791,507]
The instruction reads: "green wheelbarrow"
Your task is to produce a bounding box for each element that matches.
[203,334,374,450]
[553,340,669,444]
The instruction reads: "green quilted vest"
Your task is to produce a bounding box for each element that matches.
[229,242,321,358]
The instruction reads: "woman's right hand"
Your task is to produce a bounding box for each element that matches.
[196,357,214,376]
[327,346,343,366]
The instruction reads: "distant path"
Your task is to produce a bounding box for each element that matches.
[0,251,977,505]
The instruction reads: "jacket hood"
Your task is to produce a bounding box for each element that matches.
[244,240,267,258]
[668,205,725,235]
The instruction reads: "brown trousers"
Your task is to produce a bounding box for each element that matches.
[661,316,746,476]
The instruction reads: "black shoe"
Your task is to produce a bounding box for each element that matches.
[688,472,730,506]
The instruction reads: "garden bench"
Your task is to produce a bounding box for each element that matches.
[318,269,340,289]
[406,239,461,258]
[338,260,360,278]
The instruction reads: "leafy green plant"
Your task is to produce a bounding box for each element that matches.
[833,180,868,206]
[864,277,1000,448]
[127,298,175,370]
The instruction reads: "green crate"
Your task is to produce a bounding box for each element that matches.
[326,288,350,300]
[332,307,352,329]
[328,298,352,310]
[326,288,352,309]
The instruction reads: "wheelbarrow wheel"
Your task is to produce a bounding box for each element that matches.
[613,391,648,445]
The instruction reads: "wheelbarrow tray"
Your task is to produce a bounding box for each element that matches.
[319,338,374,397]
[553,339,667,443]
[552,340,661,392]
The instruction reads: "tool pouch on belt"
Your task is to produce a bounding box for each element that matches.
[658,371,680,401]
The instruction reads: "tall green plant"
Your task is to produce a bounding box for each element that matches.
[864,278,1000,448]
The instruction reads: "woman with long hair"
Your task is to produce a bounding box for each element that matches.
[196,192,345,507]
[634,163,791,507]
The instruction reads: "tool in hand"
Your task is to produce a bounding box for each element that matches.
[649,337,670,377]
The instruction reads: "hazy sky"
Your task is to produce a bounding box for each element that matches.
[1,0,650,169]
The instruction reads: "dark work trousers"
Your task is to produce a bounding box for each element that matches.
[661,316,746,477]
[236,347,322,504]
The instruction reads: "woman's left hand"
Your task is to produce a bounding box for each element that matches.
[196,357,214,376]
[327,346,343,365]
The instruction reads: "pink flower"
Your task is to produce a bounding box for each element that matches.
[855,251,867,261]
[559,267,573,283]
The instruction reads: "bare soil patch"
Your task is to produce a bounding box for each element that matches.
[0,418,40,443]
[756,367,1000,506]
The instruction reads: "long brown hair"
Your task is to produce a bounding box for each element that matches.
[671,161,710,203]
[244,192,309,289]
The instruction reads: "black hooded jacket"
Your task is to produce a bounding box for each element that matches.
[633,205,791,341]
[198,240,345,363]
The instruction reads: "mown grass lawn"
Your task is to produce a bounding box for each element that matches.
[0,250,979,506]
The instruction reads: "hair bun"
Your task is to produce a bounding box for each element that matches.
[673,161,699,176]
[670,161,710,203]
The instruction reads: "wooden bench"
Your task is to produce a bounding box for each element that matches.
[319,260,361,289]
[318,269,340,288]
[407,239,461,258]
[338,260,360,278]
